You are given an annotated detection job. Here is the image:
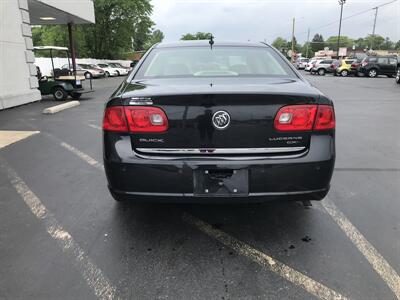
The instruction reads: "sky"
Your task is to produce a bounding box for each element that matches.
[150,0,400,44]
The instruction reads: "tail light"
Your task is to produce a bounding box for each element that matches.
[351,63,356,68]
[103,106,128,132]
[103,106,168,133]
[124,106,168,132]
[274,105,335,131]
[314,105,335,130]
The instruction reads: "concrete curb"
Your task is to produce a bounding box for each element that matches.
[42,101,80,114]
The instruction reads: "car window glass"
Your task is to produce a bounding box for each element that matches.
[378,57,389,64]
[137,46,295,78]
[389,58,397,65]
[368,57,378,62]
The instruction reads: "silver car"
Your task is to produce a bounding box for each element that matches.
[311,59,334,76]
[61,63,105,79]
[294,58,310,70]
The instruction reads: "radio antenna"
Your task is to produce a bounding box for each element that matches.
[209,34,214,50]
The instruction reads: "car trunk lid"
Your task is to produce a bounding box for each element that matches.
[122,78,321,154]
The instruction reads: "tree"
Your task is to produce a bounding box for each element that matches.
[32,0,155,59]
[354,37,368,49]
[311,34,325,54]
[272,37,288,53]
[364,34,385,50]
[181,32,213,40]
[396,40,400,50]
[145,29,164,49]
[301,42,312,58]
[287,37,302,54]
[325,36,354,51]
[382,37,394,50]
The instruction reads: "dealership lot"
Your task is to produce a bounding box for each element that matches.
[0,74,399,300]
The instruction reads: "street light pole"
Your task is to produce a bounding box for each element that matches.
[337,0,346,58]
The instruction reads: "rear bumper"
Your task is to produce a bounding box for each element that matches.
[104,133,335,202]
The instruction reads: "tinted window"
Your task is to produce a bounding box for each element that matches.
[368,57,378,62]
[389,58,397,65]
[378,57,389,64]
[135,46,295,79]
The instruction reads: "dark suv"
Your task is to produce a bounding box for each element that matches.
[358,56,398,78]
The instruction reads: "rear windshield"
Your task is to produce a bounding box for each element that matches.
[135,46,296,79]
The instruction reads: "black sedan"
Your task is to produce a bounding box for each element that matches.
[103,41,335,203]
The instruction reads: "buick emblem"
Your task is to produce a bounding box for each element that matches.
[212,111,231,130]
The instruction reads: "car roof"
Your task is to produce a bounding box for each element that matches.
[154,40,270,48]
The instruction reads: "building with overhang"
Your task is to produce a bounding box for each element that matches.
[0,0,95,110]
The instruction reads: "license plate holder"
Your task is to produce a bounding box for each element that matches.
[194,169,249,197]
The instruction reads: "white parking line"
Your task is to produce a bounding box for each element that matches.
[322,198,400,299]
[0,159,118,300]
[60,142,104,171]
[51,139,400,299]
[183,213,348,300]
[88,124,102,130]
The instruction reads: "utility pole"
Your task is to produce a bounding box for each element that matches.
[371,7,378,49]
[67,22,76,75]
[337,0,346,58]
[305,28,310,58]
[291,17,295,62]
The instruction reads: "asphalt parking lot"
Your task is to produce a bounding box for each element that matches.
[0,73,399,300]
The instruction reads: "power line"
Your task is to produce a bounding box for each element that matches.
[295,0,398,38]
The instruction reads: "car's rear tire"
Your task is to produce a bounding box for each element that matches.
[368,69,378,78]
[52,87,68,101]
[84,72,92,79]
[340,70,349,77]
[105,71,110,78]
[318,68,325,76]
[116,70,120,76]
[396,71,400,84]
[70,92,81,99]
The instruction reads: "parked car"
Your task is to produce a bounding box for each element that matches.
[96,63,120,77]
[106,63,130,76]
[305,59,317,72]
[328,60,340,74]
[335,59,357,77]
[61,63,105,79]
[350,58,364,76]
[357,56,398,78]
[311,59,334,75]
[103,41,335,203]
[294,57,309,70]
